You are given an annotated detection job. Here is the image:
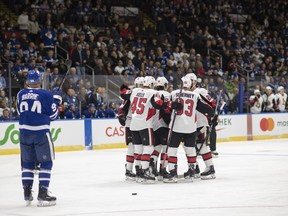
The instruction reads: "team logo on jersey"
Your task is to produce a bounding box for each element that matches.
[260,118,274,131]
[0,124,61,146]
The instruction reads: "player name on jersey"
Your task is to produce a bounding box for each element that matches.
[175,92,197,98]
[21,93,39,100]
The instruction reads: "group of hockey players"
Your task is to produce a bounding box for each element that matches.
[250,85,288,113]
[118,73,219,183]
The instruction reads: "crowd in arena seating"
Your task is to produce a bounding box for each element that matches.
[0,0,287,120]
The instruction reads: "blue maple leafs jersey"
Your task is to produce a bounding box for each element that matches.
[17,88,58,134]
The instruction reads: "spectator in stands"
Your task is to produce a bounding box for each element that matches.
[16,32,30,50]
[82,103,97,118]
[41,28,57,49]
[49,67,61,88]
[105,62,113,75]
[0,108,11,121]
[75,1,85,24]
[94,58,107,75]
[64,103,80,119]
[87,86,103,109]
[77,86,88,110]
[94,0,107,27]
[120,23,132,43]
[105,102,117,118]
[114,60,125,75]
[28,14,40,42]
[57,22,70,39]
[43,49,59,69]
[64,88,79,107]
[0,98,8,116]
[24,42,37,60]
[96,102,106,118]
[40,23,57,49]
[68,67,80,84]
[71,42,86,75]
[0,70,6,90]
[17,10,29,32]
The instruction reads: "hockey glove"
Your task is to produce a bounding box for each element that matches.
[171,101,183,111]
[118,114,126,126]
[120,84,130,91]
[211,114,218,127]
[53,94,62,106]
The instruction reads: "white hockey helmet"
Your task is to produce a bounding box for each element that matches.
[266,86,272,91]
[181,76,192,89]
[185,73,197,88]
[156,77,168,87]
[277,86,284,92]
[254,89,260,94]
[185,73,197,82]
[143,76,156,88]
[134,77,144,88]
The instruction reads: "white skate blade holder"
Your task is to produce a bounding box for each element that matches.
[201,174,216,180]
[163,177,178,183]
[138,179,156,184]
[125,176,136,181]
[37,200,56,207]
[26,200,32,207]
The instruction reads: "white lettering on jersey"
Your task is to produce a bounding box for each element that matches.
[170,89,199,133]
[130,88,157,131]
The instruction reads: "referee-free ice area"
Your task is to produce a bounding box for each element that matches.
[1,139,288,216]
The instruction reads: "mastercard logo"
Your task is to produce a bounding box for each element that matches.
[260,118,275,131]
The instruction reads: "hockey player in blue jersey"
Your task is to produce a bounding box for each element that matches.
[17,70,61,207]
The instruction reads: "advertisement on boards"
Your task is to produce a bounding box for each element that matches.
[0,120,85,154]
[252,113,288,139]
[91,119,126,148]
[216,114,248,142]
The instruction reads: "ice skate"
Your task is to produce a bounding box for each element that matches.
[23,184,33,206]
[37,185,56,207]
[125,169,136,181]
[139,168,156,184]
[194,163,201,179]
[149,158,158,178]
[125,164,136,181]
[200,165,216,180]
[158,167,168,181]
[163,169,178,183]
[212,151,219,158]
[135,165,143,183]
[183,165,195,181]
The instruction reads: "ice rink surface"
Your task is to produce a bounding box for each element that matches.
[1,139,288,216]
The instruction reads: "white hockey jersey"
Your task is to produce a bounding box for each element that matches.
[275,92,287,112]
[263,93,276,111]
[130,88,157,131]
[152,90,171,131]
[193,87,211,128]
[249,95,264,113]
[169,89,199,133]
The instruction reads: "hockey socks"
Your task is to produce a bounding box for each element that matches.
[197,143,214,168]
[134,144,143,168]
[126,143,134,171]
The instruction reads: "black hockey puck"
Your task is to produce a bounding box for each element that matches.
[132,193,137,195]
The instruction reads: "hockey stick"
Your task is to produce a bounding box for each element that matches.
[58,59,72,92]
[161,76,184,169]
[196,90,223,156]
